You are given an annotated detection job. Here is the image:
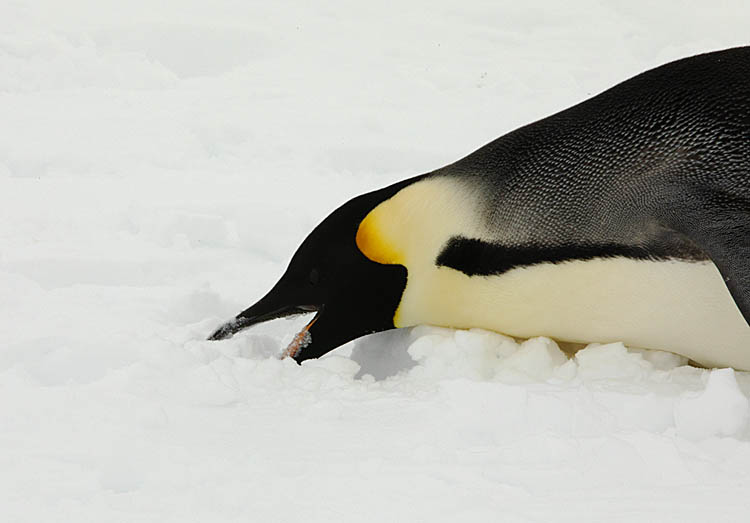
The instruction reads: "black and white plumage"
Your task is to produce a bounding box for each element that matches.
[210,47,750,369]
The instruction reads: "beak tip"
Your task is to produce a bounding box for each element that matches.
[207,317,243,341]
[207,328,227,341]
[207,331,223,341]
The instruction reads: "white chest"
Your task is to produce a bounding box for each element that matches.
[395,257,750,370]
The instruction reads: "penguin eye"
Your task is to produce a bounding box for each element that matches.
[308,268,320,285]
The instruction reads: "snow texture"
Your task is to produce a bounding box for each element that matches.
[2,1,750,522]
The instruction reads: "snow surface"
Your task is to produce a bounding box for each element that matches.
[2,1,750,521]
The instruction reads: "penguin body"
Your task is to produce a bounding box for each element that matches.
[210,47,750,369]
[358,177,749,368]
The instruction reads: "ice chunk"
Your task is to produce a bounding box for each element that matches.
[674,368,750,439]
[499,337,569,382]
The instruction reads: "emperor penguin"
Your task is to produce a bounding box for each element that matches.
[209,46,750,370]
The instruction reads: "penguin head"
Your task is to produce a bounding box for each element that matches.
[208,184,411,363]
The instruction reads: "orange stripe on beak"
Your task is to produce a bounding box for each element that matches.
[281,315,319,359]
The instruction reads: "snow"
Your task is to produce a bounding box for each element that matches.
[675,368,750,440]
[2,1,750,521]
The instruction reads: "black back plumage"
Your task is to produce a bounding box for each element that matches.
[428,46,750,320]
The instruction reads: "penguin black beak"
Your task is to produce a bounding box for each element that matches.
[207,300,320,342]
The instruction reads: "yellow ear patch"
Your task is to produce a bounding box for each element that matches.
[356,208,403,265]
[355,177,478,267]
[354,177,483,329]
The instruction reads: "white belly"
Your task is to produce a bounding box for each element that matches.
[395,257,750,370]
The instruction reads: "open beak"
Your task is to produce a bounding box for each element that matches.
[207,296,321,360]
[207,304,318,341]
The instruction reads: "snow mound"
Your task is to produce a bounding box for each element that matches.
[675,368,750,440]
[405,327,568,382]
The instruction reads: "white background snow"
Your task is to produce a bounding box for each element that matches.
[2,1,750,521]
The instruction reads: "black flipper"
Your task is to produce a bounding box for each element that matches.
[669,196,750,325]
